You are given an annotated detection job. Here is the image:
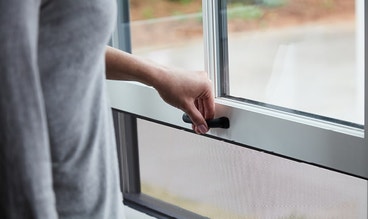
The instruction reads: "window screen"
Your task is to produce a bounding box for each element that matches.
[137,119,367,219]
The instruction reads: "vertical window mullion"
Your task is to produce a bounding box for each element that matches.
[203,0,230,98]
[217,0,230,97]
[363,0,368,140]
[112,0,132,52]
[112,0,141,195]
[203,1,220,97]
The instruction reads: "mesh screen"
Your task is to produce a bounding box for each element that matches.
[137,119,367,219]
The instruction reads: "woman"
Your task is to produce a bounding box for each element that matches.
[0,0,214,218]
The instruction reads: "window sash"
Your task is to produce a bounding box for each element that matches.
[202,0,367,178]
[109,0,367,189]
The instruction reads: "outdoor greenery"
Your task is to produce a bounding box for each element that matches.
[229,0,287,7]
[167,0,193,4]
[167,0,286,7]
[167,0,287,8]
[227,5,264,20]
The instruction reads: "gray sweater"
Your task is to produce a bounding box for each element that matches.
[0,0,124,218]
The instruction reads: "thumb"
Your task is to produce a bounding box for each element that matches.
[185,104,208,134]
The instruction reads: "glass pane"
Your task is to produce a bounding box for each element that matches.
[130,0,204,70]
[137,119,367,219]
[225,0,364,125]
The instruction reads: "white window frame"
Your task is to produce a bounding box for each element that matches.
[107,0,367,179]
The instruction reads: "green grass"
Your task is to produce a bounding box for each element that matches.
[179,0,192,4]
[227,5,264,20]
[321,0,335,9]
[167,0,192,4]
[142,7,154,19]
[263,0,287,8]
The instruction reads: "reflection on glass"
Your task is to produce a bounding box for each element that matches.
[226,0,363,124]
[138,119,367,219]
[129,0,204,70]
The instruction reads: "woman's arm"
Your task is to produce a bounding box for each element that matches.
[105,46,215,134]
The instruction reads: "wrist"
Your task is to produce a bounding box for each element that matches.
[147,65,171,91]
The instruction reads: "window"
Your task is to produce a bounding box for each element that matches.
[225,0,363,125]
[202,0,367,178]
[108,0,367,218]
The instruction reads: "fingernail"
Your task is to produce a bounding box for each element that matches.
[198,125,208,134]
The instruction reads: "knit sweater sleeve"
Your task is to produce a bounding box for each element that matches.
[0,1,58,218]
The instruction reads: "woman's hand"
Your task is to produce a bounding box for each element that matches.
[153,68,215,134]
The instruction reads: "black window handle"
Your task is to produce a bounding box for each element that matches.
[182,114,230,129]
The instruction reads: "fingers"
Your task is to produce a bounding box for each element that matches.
[185,96,215,135]
[185,102,208,134]
[198,99,204,118]
[203,94,215,120]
